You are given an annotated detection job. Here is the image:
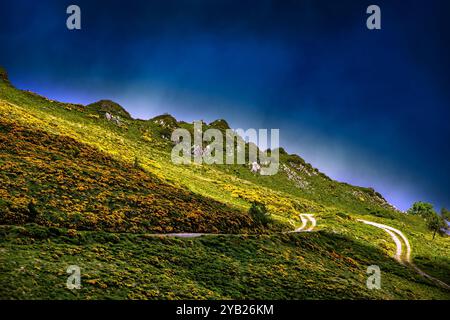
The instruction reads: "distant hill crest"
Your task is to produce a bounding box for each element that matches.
[85,100,132,119]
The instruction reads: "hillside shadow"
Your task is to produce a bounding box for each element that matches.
[165,231,450,299]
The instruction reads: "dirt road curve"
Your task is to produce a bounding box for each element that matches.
[358,219,450,290]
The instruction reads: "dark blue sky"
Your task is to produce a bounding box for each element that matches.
[1,0,449,211]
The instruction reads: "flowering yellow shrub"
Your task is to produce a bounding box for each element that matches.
[0,119,261,233]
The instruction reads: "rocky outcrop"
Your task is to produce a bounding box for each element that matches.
[209,119,230,131]
[0,67,11,85]
[86,100,132,119]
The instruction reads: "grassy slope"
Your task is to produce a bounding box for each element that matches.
[1,224,448,300]
[0,70,449,299]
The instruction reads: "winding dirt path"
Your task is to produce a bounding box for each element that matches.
[145,216,448,290]
[146,214,317,238]
[293,214,316,232]
[304,214,317,232]
[358,219,450,290]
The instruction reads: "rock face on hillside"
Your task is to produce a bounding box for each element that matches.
[86,100,132,119]
[151,114,178,128]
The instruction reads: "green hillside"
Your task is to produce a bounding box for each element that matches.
[0,67,449,299]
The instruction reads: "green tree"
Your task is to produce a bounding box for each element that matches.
[27,200,39,222]
[407,201,435,219]
[248,201,271,227]
[408,202,445,240]
[427,214,446,240]
[441,208,450,221]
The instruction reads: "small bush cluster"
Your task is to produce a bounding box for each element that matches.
[248,201,272,226]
